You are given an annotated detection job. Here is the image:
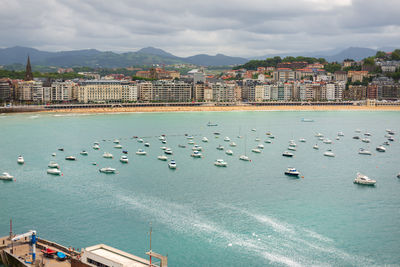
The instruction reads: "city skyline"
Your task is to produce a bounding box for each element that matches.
[1,0,399,57]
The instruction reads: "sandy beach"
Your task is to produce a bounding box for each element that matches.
[42,105,400,113]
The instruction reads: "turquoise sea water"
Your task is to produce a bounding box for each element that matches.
[0,111,399,266]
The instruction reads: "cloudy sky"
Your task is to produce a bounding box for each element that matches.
[1,0,399,57]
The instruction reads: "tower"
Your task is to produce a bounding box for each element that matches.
[25,56,33,81]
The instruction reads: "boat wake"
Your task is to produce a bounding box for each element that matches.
[115,194,373,266]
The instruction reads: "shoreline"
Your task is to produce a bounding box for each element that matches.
[41,105,400,113]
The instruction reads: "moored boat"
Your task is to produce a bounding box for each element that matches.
[136,149,147,155]
[48,162,59,168]
[239,155,250,161]
[168,160,177,169]
[282,151,294,157]
[157,155,168,161]
[191,151,202,158]
[65,156,76,161]
[214,159,227,167]
[376,146,386,152]
[17,156,24,164]
[354,172,376,185]
[216,145,224,150]
[120,156,129,163]
[252,148,261,153]
[284,167,300,176]
[80,150,89,155]
[99,167,117,174]
[225,149,233,155]
[0,172,14,181]
[47,168,61,175]
[103,152,113,158]
[358,148,372,155]
[323,149,335,157]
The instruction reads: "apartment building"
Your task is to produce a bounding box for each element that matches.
[78,80,122,103]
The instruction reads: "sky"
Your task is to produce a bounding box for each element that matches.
[0,0,399,57]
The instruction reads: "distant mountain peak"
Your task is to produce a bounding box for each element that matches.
[136,47,176,58]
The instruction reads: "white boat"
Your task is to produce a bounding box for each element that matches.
[188,140,195,145]
[315,133,324,137]
[120,156,129,163]
[162,140,167,144]
[251,128,256,132]
[397,173,400,178]
[239,155,250,161]
[225,149,233,155]
[301,118,314,122]
[47,168,61,175]
[299,138,306,143]
[99,167,117,174]
[192,145,203,151]
[216,145,224,150]
[48,162,59,168]
[323,139,332,144]
[113,139,120,144]
[284,167,300,176]
[355,129,361,133]
[136,149,147,155]
[230,142,237,147]
[214,159,227,167]
[93,144,100,150]
[52,153,56,157]
[358,148,372,155]
[178,144,186,148]
[383,141,390,146]
[144,142,150,147]
[65,156,76,161]
[257,144,264,149]
[323,150,335,157]
[338,132,344,136]
[388,136,395,142]
[158,136,165,141]
[137,138,144,143]
[282,151,294,157]
[264,140,272,143]
[335,136,340,140]
[157,155,168,161]
[160,146,167,150]
[103,152,113,158]
[207,122,218,126]
[269,135,275,139]
[252,148,261,153]
[354,173,376,185]
[364,132,372,136]
[168,160,177,169]
[164,148,173,155]
[202,137,209,142]
[288,146,296,151]
[80,150,89,155]
[318,137,324,141]
[186,136,194,139]
[376,146,386,152]
[361,138,370,143]
[255,138,260,142]
[224,137,230,142]
[313,144,319,150]
[17,156,24,164]
[0,172,14,181]
[191,151,202,158]
[112,144,122,149]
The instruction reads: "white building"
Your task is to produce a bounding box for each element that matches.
[51,81,75,102]
[78,80,122,103]
[121,82,138,102]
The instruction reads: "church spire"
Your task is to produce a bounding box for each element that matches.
[25,55,33,81]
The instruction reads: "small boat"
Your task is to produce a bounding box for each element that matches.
[225,149,233,155]
[120,156,129,163]
[282,151,294,157]
[376,146,386,152]
[265,131,272,136]
[318,137,324,141]
[65,156,76,161]
[80,150,88,155]
[93,144,100,150]
[255,138,260,142]
[214,132,221,135]
[353,136,360,140]
[289,141,296,147]
[47,168,61,175]
[214,159,227,167]
[364,132,372,136]
[383,141,390,146]
[224,137,230,142]
[113,139,120,144]
[113,144,123,149]
[160,146,167,150]
[230,142,237,147]
[92,162,97,165]
[158,136,165,140]
[202,137,209,142]
[388,130,395,135]
[162,140,167,144]
[358,148,372,155]
[207,122,218,126]
[188,140,194,145]
[191,151,202,158]
[361,138,370,143]
[252,148,261,153]
[323,150,335,157]
[338,132,344,136]
[58,148,64,151]
[103,152,113,158]
[17,156,24,164]
[313,144,319,150]
[0,172,14,181]
[284,167,300,176]
[164,148,173,155]
[397,173,400,178]
[301,118,314,122]
[269,135,275,139]
[168,160,177,169]
[144,142,150,147]
[299,138,306,143]
[251,128,256,132]
[122,150,128,154]
[52,153,56,157]
[264,140,272,144]
[388,136,395,142]
[335,136,340,140]
[257,144,264,149]
[99,167,117,174]
[216,145,224,150]
[178,144,186,148]
[192,145,203,151]
[287,146,296,151]
[187,136,194,140]
[355,129,361,133]
[136,149,147,155]
[158,155,168,161]
[48,162,59,168]
[239,155,250,161]
[137,138,144,143]
[315,133,324,137]
[323,139,332,144]
[354,173,376,185]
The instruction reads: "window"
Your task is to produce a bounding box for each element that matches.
[87,258,110,267]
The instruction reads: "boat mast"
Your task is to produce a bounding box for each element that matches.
[149,223,152,266]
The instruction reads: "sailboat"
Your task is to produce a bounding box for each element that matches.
[237,127,243,139]
[239,135,250,161]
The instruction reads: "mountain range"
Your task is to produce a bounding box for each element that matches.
[0,46,397,68]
